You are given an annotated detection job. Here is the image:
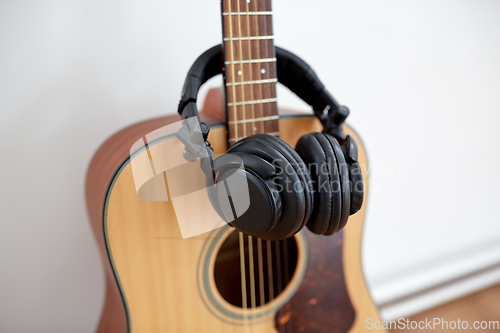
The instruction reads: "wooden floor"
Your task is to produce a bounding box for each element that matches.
[392,284,500,332]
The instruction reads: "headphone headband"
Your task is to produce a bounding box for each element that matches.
[178,44,349,139]
[175,45,364,239]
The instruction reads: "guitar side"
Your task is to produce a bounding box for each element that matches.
[86,104,384,333]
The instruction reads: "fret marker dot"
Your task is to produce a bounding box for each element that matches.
[261,68,266,74]
[254,126,257,132]
[237,70,242,76]
[247,0,250,3]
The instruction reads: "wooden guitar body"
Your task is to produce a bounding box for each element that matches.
[86,91,385,333]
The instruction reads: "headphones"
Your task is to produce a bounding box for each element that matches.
[177,45,364,240]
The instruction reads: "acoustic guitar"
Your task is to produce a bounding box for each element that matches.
[85,0,385,332]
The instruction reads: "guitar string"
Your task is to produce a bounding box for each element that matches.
[266,239,276,333]
[250,2,268,328]
[244,0,256,136]
[244,1,267,329]
[227,0,239,142]
[256,3,277,329]
[262,0,277,136]
[275,240,284,333]
[283,239,292,333]
[235,0,247,139]
[260,1,288,332]
[248,236,257,329]
[264,0,291,331]
[257,238,265,308]
[259,4,277,330]
[251,0,265,134]
[239,232,249,333]
[266,239,275,302]
[235,1,253,331]
[241,2,255,327]
[228,1,248,331]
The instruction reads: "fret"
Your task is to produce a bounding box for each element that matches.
[225,61,276,82]
[229,132,280,143]
[227,98,277,107]
[229,102,279,138]
[226,78,277,87]
[225,57,276,65]
[224,36,273,41]
[222,11,273,16]
[228,115,279,125]
[224,39,275,62]
[223,15,273,38]
[226,82,276,104]
[222,0,272,13]
[229,104,279,138]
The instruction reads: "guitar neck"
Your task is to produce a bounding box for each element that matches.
[221,0,279,145]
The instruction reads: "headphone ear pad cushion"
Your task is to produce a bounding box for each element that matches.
[296,133,342,235]
[256,134,314,229]
[229,134,313,239]
[348,161,364,215]
[325,134,351,232]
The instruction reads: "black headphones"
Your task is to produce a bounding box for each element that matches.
[177,45,364,240]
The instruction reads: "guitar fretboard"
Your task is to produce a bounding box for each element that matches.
[221,0,279,145]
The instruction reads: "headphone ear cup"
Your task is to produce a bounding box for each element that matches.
[295,133,343,235]
[348,161,364,215]
[215,165,282,237]
[213,152,283,238]
[230,134,313,239]
[324,134,351,232]
[257,134,314,227]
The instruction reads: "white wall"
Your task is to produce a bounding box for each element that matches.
[1,0,500,331]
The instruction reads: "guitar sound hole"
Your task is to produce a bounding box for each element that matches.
[214,231,298,308]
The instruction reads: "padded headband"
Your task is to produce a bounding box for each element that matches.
[178,44,349,136]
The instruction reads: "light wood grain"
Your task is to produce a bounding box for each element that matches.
[103,115,385,332]
[105,125,296,332]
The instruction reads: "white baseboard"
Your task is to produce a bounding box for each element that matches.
[368,240,500,320]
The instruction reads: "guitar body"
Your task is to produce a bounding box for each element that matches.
[86,91,385,333]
